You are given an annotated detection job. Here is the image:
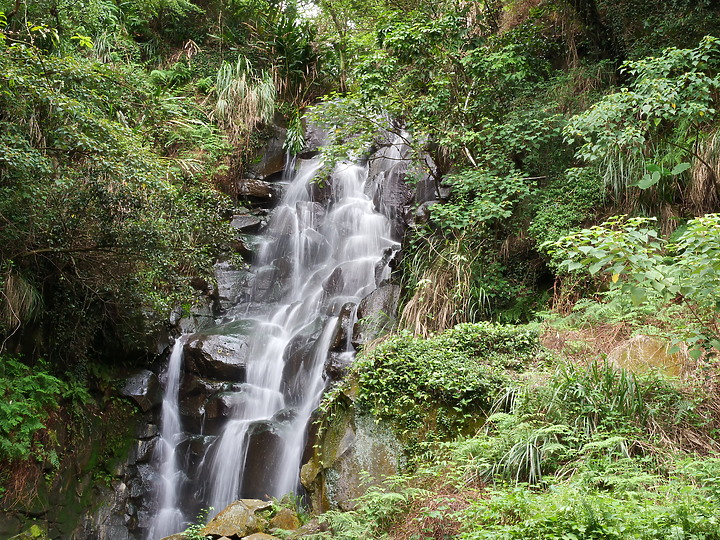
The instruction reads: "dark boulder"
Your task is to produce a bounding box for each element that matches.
[183,334,248,381]
[121,370,161,413]
[353,285,401,346]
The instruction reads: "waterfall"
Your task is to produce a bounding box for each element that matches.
[148,335,187,539]
[147,147,399,536]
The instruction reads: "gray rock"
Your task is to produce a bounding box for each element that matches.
[322,267,344,298]
[245,122,287,180]
[214,260,252,309]
[231,214,263,233]
[330,302,357,352]
[237,178,285,200]
[324,351,354,381]
[353,285,401,346]
[136,422,159,440]
[184,333,249,381]
[241,421,290,499]
[120,370,161,413]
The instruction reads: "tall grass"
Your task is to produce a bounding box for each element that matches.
[214,57,276,148]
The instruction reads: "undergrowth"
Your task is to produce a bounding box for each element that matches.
[315,321,720,540]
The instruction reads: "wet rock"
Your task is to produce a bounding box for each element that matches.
[325,352,353,381]
[254,265,279,293]
[607,335,684,376]
[301,228,331,265]
[353,284,401,346]
[282,338,316,401]
[374,246,400,286]
[245,122,287,180]
[202,499,272,538]
[366,140,414,239]
[330,302,356,352]
[308,177,333,204]
[237,178,284,201]
[120,370,161,413]
[134,438,157,463]
[184,334,249,381]
[137,422,159,440]
[269,508,301,531]
[215,260,252,310]
[322,267,344,298]
[241,422,289,499]
[231,214,263,233]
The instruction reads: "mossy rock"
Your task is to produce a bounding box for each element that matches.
[608,335,685,376]
[8,524,49,539]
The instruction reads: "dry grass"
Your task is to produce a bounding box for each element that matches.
[688,130,720,214]
[388,482,486,540]
[400,236,487,338]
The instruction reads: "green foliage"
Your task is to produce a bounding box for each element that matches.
[319,474,430,540]
[529,168,606,256]
[430,170,533,232]
[0,355,67,461]
[0,32,232,362]
[182,507,212,540]
[564,36,720,202]
[356,323,538,450]
[551,214,720,354]
[461,481,720,539]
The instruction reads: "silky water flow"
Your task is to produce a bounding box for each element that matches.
[148,153,398,538]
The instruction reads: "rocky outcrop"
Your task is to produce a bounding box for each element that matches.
[202,499,272,538]
[121,370,161,413]
[244,120,287,180]
[184,333,249,381]
[353,284,401,346]
[300,388,403,513]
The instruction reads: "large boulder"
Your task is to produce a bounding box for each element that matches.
[352,284,401,346]
[240,420,290,499]
[231,214,263,233]
[202,499,272,538]
[120,370,161,413]
[236,178,285,201]
[184,334,249,381]
[301,399,402,513]
[607,335,685,376]
[269,508,301,531]
[245,121,287,180]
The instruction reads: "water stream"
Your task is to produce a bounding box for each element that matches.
[148,152,398,536]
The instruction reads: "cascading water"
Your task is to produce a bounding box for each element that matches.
[148,335,187,539]
[147,147,400,537]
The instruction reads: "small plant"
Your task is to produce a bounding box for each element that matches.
[183,507,213,540]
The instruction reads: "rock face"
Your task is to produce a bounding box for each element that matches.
[607,335,685,376]
[184,333,249,381]
[244,120,287,180]
[301,390,403,512]
[121,370,161,413]
[237,178,285,201]
[202,499,272,538]
[353,284,401,346]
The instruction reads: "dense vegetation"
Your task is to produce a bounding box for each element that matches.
[1,0,720,537]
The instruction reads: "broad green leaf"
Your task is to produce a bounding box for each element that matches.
[671,162,691,175]
[636,171,661,190]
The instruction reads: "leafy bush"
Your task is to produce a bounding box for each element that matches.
[355,323,538,449]
[551,214,720,355]
[0,356,66,461]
